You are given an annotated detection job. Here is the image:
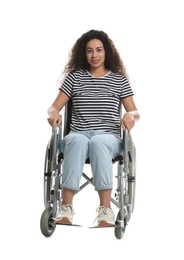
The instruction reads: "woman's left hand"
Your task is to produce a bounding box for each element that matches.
[121,112,136,134]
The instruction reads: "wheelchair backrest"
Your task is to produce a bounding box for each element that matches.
[63,99,72,137]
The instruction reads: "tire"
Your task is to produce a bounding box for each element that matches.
[40,207,56,237]
[115,226,123,239]
[128,141,136,213]
[114,211,127,239]
[44,143,53,208]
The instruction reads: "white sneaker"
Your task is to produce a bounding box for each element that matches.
[55,204,74,225]
[96,206,115,227]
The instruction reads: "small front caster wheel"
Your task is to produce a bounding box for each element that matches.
[114,211,127,239]
[115,226,124,239]
[40,207,56,237]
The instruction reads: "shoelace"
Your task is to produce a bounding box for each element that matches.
[92,205,108,224]
[59,204,75,214]
[96,205,108,215]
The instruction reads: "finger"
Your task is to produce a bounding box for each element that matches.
[57,115,62,126]
[47,117,52,125]
[121,122,126,129]
[52,120,57,132]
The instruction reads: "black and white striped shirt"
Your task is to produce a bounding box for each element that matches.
[59,69,134,136]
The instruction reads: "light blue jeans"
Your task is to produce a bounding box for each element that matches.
[61,130,123,191]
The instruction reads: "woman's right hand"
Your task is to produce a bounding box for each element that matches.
[47,109,62,132]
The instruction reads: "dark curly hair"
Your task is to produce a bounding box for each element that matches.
[63,29,127,76]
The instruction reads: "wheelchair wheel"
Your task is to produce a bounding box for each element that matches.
[128,141,136,213]
[115,211,127,239]
[44,141,53,208]
[40,207,56,237]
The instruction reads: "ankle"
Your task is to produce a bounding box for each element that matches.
[100,204,111,209]
[62,188,75,205]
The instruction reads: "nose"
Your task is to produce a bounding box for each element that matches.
[91,50,97,57]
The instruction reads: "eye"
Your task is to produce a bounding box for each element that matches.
[87,50,92,53]
[86,48,92,54]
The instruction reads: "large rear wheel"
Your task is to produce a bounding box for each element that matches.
[128,138,136,213]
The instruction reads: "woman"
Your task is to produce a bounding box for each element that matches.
[47,29,140,227]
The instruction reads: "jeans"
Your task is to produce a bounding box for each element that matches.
[61,130,123,191]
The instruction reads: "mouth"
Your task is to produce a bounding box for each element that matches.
[91,59,99,64]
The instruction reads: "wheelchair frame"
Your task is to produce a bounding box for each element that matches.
[40,104,136,239]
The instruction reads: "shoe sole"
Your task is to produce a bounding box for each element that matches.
[98,220,115,227]
[56,217,72,225]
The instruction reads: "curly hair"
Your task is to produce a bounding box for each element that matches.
[63,30,128,77]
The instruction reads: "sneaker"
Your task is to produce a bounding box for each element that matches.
[55,204,74,225]
[96,206,115,227]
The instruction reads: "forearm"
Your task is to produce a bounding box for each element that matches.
[47,91,70,116]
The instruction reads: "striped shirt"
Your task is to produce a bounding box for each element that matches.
[59,69,134,136]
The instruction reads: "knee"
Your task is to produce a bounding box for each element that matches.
[65,132,88,147]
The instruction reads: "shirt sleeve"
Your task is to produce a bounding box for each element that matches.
[120,75,134,99]
[58,72,75,97]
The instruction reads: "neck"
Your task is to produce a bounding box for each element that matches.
[89,67,109,77]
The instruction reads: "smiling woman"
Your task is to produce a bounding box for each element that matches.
[47,29,140,227]
[1,0,184,257]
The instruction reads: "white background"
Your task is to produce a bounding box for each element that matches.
[0,0,184,259]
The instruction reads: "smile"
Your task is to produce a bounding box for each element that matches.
[91,59,99,64]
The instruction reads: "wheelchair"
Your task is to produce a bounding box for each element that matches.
[40,100,136,239]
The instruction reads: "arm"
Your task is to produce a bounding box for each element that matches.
[47,91,70,132]
[121,96,140,133]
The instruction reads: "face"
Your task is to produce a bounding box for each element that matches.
[85,39,106,70]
